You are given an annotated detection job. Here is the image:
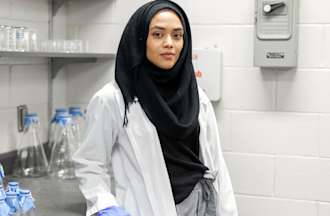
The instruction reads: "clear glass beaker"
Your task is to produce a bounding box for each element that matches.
[16,26,28,52]
[0,25,5,51]
[28,28,39,52]
[13,113,48,178]
[48,114,77,180]
[6,26,16,51]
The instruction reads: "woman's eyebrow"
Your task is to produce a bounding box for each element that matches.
[150,26,183,31]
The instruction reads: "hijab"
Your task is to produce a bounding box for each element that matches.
[115,0,199,139]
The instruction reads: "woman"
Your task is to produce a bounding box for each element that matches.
[73,1,238,216]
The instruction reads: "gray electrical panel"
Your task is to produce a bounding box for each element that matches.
[254,0,299,67]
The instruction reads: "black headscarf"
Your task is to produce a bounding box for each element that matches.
[115,0,199,139]
[115,0,208,203]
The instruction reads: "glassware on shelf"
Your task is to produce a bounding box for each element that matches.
[7,26,16,51]
[13,113,48,178]
[0,25,5,51]
[28,28,39,52]
[16,26,29,52]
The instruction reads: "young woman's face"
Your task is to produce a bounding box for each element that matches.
[146,10,184,70]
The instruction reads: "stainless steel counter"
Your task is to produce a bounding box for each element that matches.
[8,176,86,216]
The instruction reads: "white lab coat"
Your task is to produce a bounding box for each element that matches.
[73,81,238,216]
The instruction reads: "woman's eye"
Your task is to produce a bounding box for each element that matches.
[152,32,162,38]
[173,33,183,39]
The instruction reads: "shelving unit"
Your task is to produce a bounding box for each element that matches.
[7,0,116,127]
[0,51,116,78]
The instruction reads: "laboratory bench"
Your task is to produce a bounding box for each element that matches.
[7,176,86,216]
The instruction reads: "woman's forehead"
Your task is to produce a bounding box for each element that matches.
[149,10,183,29]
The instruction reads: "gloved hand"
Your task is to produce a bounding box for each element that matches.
[97,206,130,216]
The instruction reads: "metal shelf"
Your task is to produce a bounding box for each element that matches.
[0,51,116,78]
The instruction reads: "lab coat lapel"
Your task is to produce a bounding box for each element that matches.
[124,102,177,216]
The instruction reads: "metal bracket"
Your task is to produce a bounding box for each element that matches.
[51,57,98,78]
[17,105,28,133]
[52,0,66,16]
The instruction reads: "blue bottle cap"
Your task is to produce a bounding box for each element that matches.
[57,114,72,126]
[23,114,35,127]
[8,182,18,187]
[19,189,31,196]
[69,107,83,117]
[8,182,19,194]
[69,106,80,112]
[52,108,68,123]
[55,108,67,113]
[5,191,16,198]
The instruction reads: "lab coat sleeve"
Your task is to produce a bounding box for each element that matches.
[205,100,238,216]
[73,94,119,216]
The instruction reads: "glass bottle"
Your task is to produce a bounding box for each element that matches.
[48,114,77,180]
[47,108,68,159]
[14,113,48,178]
[68,106,85,146]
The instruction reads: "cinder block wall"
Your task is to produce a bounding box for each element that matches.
[1,0,330,215]
[66,0,330,215]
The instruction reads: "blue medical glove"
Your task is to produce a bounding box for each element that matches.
[97,206,130,216]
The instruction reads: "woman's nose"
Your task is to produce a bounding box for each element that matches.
[163,35,174,48]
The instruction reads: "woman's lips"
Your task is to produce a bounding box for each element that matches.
[161,53,175,60]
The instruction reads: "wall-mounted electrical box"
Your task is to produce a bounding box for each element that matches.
[254,0,299,67]
[192,48,222,101]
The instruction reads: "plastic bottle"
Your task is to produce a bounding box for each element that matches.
[5,191,19,215]
[18,189,35,216]
[7,182,19,195]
